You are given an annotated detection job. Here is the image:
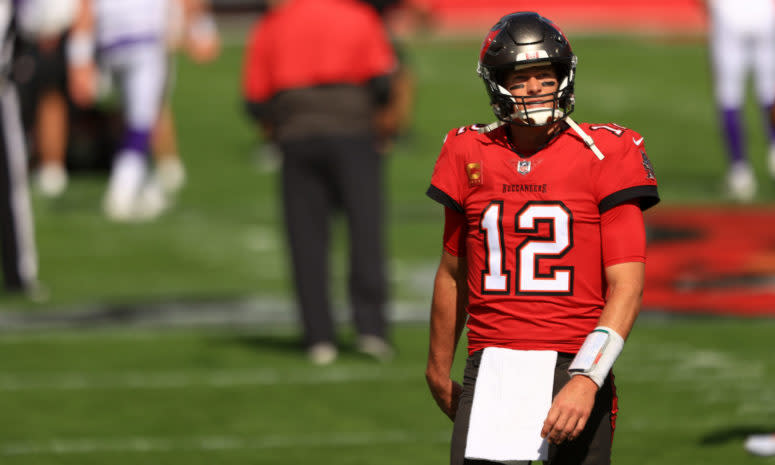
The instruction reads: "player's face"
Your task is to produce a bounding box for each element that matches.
[502,64,559,117]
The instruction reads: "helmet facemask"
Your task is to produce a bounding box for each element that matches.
[478,58,576,127]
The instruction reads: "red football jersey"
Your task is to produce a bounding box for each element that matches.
[242,0,397,103]
[427,122,659,354]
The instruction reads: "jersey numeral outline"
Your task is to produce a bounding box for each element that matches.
[589,123,626,136]
[480,201,574,295]
[480,201,511,294]
[456,124,487,135]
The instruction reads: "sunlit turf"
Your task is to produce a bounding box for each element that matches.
[0,319,773,464]
[1,33,773,465]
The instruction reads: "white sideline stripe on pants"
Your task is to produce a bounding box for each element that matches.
[1,431,450,456]
[0,367,416,391]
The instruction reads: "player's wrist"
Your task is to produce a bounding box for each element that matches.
[570,372,601,391]
[568,326,624,388]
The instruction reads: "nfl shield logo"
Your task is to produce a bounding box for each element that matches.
[517,160,531,175]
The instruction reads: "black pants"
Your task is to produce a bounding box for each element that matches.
[451,350,617,465]
[0,84,38,292]
[278,134,387,347]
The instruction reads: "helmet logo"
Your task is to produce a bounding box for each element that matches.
[516,50,549,62]
[479,28,502,61]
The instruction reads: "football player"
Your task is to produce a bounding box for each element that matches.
[705,0,775,202]
[67,0,179,221]
[424,12,659,465]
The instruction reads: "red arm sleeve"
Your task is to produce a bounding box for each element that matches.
[601,200,646,267]
[443,207,467,257]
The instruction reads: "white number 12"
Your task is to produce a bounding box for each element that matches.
[479,201,573,295]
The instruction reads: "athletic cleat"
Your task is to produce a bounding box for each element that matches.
[726,162,756,202]
[155,157,186,194]
[36,163,68,198]
[357,335,395,362]
[308,342,338,365]
[744,433,775,456]
[103,154,147,222]
[134,179,169,221]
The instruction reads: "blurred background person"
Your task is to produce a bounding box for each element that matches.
[68,0,169,221]
[153,0,220,196]
[14,27,72,198]
[15,1,120,199]
[24,0,219,202]
[69,0,215,221]
[2,0,80,297]
[242,0,398,365]
[705,0,775,202]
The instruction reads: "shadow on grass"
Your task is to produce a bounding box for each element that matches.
[223,332,304,354]
[214,331,391,363]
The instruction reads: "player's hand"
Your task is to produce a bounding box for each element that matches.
[68,63,98,107]
[541,375,598,444]
[186,35,220,63]
[185,16,220,64]
[426,373,463,422]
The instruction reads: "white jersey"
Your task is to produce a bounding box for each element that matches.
[92,0,171,132]
[708,0,775,106]
[95,0,170,51]
[707,0,775,33]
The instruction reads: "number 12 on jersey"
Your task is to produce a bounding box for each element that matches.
[480,200,574,295]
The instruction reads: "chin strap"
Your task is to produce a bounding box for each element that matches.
[476,117,606,161]
[565,117,605,160]
[477,120,505,133]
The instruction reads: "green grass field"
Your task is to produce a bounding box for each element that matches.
[0,319,773,464]
[1,32,774,464]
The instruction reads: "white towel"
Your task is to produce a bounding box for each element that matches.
[465,347,557,463]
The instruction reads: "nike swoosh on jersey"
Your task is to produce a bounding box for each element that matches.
[633,137,644,146]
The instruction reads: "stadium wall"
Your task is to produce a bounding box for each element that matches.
[210,1,708,37]
[414,0,707,35]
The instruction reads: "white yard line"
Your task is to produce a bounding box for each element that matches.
[1,430,450,456]
[0,367,419,391]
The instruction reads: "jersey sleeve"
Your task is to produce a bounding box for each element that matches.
[426,129,466,213]
[443,206,467,256]
[601,200,646,267]
[595,128,660,213]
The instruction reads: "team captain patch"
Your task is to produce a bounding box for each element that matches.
[466,162,483,186]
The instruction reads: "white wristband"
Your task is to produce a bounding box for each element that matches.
[67,32,95,66]
[568,326,624,388]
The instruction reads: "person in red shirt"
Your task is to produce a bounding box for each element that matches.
[243,0,398,365]
[424,12,659,465]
